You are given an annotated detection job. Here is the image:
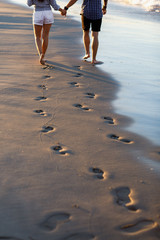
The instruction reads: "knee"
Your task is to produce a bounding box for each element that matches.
[92,31,98,38]
[42,34,49,42]
[84,30,89,37]
[35,35,41,41]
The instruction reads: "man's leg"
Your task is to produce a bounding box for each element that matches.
[83,30,90,59]
[91,31,99,64]
[81,15,90,59]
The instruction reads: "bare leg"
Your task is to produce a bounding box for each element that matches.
[41,24,52,63]
[34,25,44,64]
[83,30,90,59]
[91,31,99,64]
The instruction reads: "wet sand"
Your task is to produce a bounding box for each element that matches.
[0,1,160,239]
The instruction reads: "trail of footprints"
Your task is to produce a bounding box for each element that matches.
[31,67,157,239]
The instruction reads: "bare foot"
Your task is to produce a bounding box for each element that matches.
[83,54,90,60]
[92,60,104,65]
[40,54,46,65]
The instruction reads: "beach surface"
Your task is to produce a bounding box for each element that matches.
[0,1,160,239]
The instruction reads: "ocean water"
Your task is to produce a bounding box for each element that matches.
[114,0,160,12]
[9,0,160,146]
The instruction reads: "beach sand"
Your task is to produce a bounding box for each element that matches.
[0,1,160,239]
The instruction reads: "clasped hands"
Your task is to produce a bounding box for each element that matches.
[60,8,67,16]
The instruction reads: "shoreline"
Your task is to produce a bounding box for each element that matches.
[0,1,160,239]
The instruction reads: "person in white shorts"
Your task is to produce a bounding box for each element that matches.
[27,0,65,65]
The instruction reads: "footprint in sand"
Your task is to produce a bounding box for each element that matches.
[74,104,91,111]
[43,75,51,79]
[34,96,47,101]
[42,65,54,70]
[34,109,46,116]
[114,187,138,211]
[51,145,70,156]
[90,167,105,180]
[63,232,95,240]
[41,126,55,133]
[74,73,83,78]
[120,219,158,235]
[103,116,115,125]
[69,82,80,87]
[73,65,81,69]
[40,212,71,231]
[85,93,96,99]
[107,134,133,144]
[38,84,47,90]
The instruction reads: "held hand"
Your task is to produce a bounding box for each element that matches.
[102,8,107,15]
[59,8,66,16]
[61,9,67,16]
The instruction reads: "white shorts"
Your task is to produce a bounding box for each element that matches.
[33,10,54,26]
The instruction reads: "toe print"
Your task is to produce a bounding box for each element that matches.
[40,212,71,231]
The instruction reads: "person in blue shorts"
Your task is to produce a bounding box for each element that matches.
[64,0,108,65]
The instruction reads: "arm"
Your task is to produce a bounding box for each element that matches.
[50,0,60,10]
[50,0,66,15]
[65,0,78,10]
[27,0,33,7]
[102,0,108,15]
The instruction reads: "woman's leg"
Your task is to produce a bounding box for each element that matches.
[41,24,52,61]
[34,24,44,64]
